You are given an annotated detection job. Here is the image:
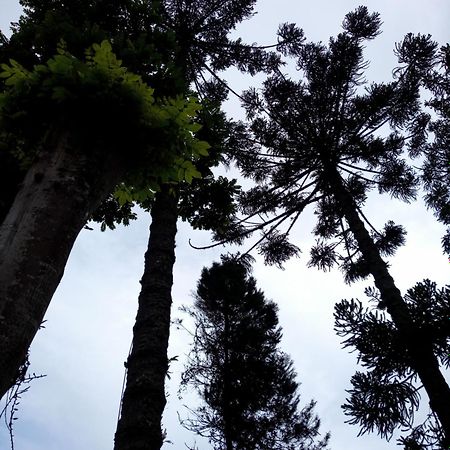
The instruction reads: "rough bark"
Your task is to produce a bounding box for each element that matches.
[114,185,179,450]
[0,130,123,399]
[328,168,450,445]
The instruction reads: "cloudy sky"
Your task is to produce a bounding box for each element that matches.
[1,1,449,449]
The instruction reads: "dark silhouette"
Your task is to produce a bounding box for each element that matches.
[180,257,330,450]
[334,280,450,449]
[113,1,303,447]
[419,44,450,255]
[208,7,450,445]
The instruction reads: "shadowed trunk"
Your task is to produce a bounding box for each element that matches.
[0,129,123,399]
[114,185,179,450]
[0,150,24,226]
[223,299,234,450]
[328,167,450,445]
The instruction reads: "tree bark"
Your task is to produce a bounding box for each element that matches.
[114,185,179,450]
[328,168,450,446]
[0,130,123,399]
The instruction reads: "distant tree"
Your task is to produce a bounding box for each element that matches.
[334,280,450,449]
[198,7,450,445]
[179,257,330,450]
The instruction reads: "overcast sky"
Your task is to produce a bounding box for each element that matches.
[1,1,449,449]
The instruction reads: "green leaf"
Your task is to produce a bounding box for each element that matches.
[193,140,211,157]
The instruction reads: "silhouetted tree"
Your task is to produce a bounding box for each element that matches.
[418,44,450,255]
[180,257,330,450]
[112,1,303,447]
[334,280,450,449]
[200,7,450,445]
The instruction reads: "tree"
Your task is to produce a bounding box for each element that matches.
[113,105,240,450]
[202,7,450,445]
[0,0,208,400]
[334,280,450,449]
[179,257,330,450]
[418,44,450,255]
[112,1,303,448]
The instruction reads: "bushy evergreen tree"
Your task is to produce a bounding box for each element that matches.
[180,257,330,450]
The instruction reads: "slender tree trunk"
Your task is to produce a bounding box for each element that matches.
[329,168,450,445]
[114,185,179,450]
[0,130,123,399]
[222,300,234,450]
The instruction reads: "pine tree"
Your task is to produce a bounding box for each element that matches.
[204,7,450,445]
[180,257,330,450]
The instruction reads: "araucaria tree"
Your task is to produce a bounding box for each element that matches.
[113,1,302,448]
[334,280,450,448]
[216,7,450,445]
[420,43,450,255]
[180,257,330,450]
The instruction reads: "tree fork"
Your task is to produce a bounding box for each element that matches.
[114,185,179,450]
[328,167,450,445]
[0,130,124,399]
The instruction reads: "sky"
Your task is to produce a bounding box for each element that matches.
[0,1,449,449]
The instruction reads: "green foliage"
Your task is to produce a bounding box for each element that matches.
[178,176,240,231]
[334,280,450,448]
[0,40,209,191]
[180,257,330,450]
[89,195,137,232]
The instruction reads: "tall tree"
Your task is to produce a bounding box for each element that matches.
[0,0,207,400]
[113,104,240,450]
[334,280,450,449]
[418,43,450,255]
[180,257,330,450]
[112,2,303,448]
[200,7,450,445]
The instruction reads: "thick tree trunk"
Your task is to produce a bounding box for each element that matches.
[0,150,24,225]
[114,185,179,450]
[0,130,123,399]
[329,168,450,445]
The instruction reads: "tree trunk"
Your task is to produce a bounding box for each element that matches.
[329,168,450,446]
[222,299,234,450]
[0,150,24,225]
[0,130,123,399]
[114,185,179,450]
